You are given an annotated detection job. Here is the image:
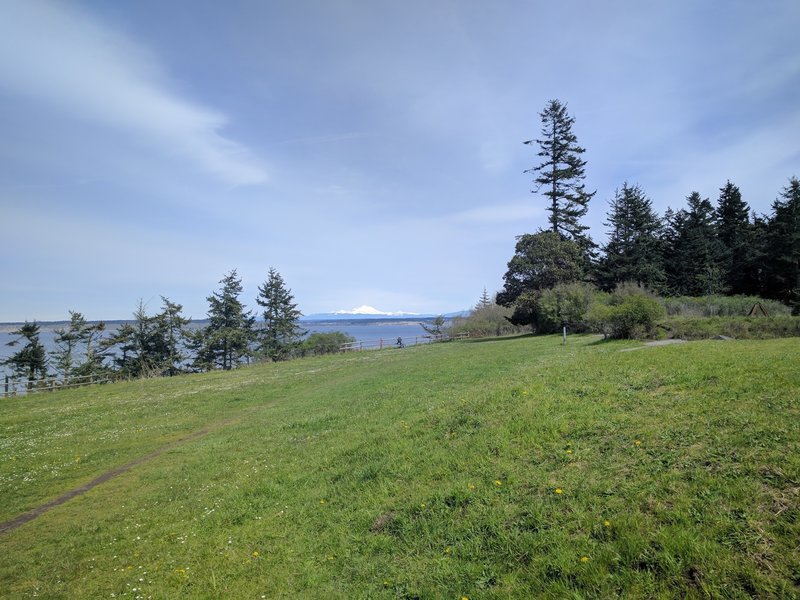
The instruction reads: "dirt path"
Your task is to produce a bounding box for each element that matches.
[0,416,240,535]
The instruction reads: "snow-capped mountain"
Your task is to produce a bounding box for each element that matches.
[302,305,469,321]
[333,305,420,317]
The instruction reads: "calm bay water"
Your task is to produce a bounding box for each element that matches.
[0,319,440,377]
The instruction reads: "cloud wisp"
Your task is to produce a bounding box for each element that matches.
[0,0,267,185]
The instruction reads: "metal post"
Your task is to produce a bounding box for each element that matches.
[562,326,567,345]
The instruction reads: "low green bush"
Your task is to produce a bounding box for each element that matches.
[300,331,355,356]
[449,304,527,338]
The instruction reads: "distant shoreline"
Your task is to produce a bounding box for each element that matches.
[0,315,447,334]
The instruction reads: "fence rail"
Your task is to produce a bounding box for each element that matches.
[339,331,469,352]
[2,373,109,398]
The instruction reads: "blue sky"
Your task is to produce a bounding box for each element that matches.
[1,0,798,322]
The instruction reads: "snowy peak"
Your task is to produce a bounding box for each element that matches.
[333,305,419,317]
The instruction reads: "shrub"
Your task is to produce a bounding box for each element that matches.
[588,287,665,339]
[449,304,527,338]
[300,332,355,356]
[607,295,666,339]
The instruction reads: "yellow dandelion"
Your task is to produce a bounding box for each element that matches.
[468,483,476,490]
[634,439,642,445]
[444,546,451,554]
[420,502,426,508]
[319,499,326,505]
[554,488,563,495]
[603,520,611,527]
[566,449,573,454]
[494,479,502,486]
[327,555,335,561]
[580,556,590,563]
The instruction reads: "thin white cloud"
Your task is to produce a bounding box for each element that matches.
[0,0,267,185]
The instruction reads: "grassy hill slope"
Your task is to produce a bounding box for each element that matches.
[1,335,798,598]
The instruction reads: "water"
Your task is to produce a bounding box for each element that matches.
[0,318,440,377]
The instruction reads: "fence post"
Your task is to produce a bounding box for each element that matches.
[4,375,7,396]
[379,338,383,350]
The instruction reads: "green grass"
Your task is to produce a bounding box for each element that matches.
[1,335,799,598]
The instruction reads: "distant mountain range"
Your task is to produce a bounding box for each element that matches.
[302,305,469,321]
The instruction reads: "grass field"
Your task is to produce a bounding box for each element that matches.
[1,335,798,599]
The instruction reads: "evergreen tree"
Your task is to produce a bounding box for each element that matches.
[52,311,84,383]
[105,301,162,378]
[2,321,47,389]
[154,296,191,376]
[766,177,800,312]
[194,270,255,371]
[51,311,106,382]
[524,99,595,251]
[663,192,726,296]
[715,181,751,294]
[255,268,305,362]
[475,287,492,310]
[596,183,665,292]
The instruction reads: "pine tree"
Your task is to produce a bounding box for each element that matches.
[596,183,665,292]
[105,301,162,378]
[256,268,305,362]
[475,287,492,310]
[194,270,255,371]
[154,297,191,376]
[51,311,106,382]
[2,321,47,389]
[664,192,726,296]
[715,181,751,294]
[766,177,800,312]
[524,99,595,251]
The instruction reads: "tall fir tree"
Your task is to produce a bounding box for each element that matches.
[194,270,255,371]
[715,181,752,294]
[256,268,306,362]
[766,177,800,312]
[154,296,191,376]
[524,99,595,252]
[663,192,726,296]
[596,182,665,292]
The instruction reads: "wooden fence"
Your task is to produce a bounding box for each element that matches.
[339,331,469,352]
[2,373,110,398]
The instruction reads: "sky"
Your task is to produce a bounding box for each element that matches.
[1,0,798,322]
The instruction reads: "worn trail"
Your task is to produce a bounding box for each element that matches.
[0,416,240,535]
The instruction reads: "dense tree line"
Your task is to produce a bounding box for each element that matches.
[499,99,800,326]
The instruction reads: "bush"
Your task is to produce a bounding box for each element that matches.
[608,295,666,339]
[300,332,355,356]
[449,304,527,338]
[588,287,665,339]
